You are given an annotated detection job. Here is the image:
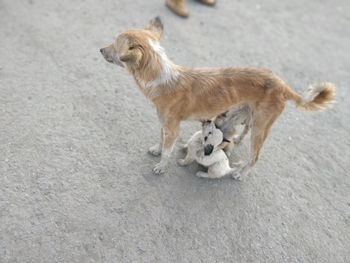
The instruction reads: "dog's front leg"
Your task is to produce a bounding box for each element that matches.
[148,128,163,156]
[149,110,165,156]
[153,120,180,175]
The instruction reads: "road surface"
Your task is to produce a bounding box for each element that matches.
[1,0,349,262]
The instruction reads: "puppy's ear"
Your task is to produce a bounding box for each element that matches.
[145,16,163,40]
[201,120,212,127]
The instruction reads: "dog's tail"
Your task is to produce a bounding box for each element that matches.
[284,82,336,111]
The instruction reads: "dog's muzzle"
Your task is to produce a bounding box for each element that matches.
[100,48,124,67]
[204,144,214,156]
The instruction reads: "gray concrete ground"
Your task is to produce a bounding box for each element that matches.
[1,0,350,262]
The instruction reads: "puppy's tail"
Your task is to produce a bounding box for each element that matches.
[284,82,336,111]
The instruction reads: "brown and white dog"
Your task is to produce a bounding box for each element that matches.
[100,17,336,177]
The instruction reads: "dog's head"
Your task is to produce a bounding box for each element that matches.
[214,111,228,129]
[201,120,223,156]
[100,17,164,71]
[215,105,251,129]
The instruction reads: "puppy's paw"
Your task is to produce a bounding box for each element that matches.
[153,162,166,175]
[148,144,161,156]
[196,171,209,178]
[177,159,187,166]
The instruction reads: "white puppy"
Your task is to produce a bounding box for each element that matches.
[178,121,240,179]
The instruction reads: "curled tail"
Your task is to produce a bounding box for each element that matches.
[284,82,336,111]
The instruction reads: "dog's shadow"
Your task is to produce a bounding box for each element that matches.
[138,143,258,220]
[140,136,251,211]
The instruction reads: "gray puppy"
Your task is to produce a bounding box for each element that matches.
[215,105,252,156]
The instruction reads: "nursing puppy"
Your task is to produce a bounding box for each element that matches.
[179,121,239,179]
[215,104,252,156]
[100,17,336,177]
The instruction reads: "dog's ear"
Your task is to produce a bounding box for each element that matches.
[145,16,163,40]
[119,51,141,68]
[221,112,228,117]
[119,53,133,62]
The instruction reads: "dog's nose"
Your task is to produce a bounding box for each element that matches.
[100,48,104,54]
[204,144,214,156]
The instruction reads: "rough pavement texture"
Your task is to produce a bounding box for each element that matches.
[1,0,350,262]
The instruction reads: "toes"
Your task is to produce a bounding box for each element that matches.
[230,166,243,180]
[232,173,242,180]
[153,163,166,175]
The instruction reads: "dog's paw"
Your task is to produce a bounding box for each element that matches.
[148,144,161,156]
[232,173,242,180]
[153,162,166,175]
[231,164,250,180]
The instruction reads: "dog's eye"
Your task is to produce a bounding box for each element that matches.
[209,132,212,135]
[129,46,135,50]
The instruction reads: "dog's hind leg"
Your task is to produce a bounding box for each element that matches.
[232,102,284,179]
[250,106,284,165]
[148,128,163,156]
[153,119,180,174]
